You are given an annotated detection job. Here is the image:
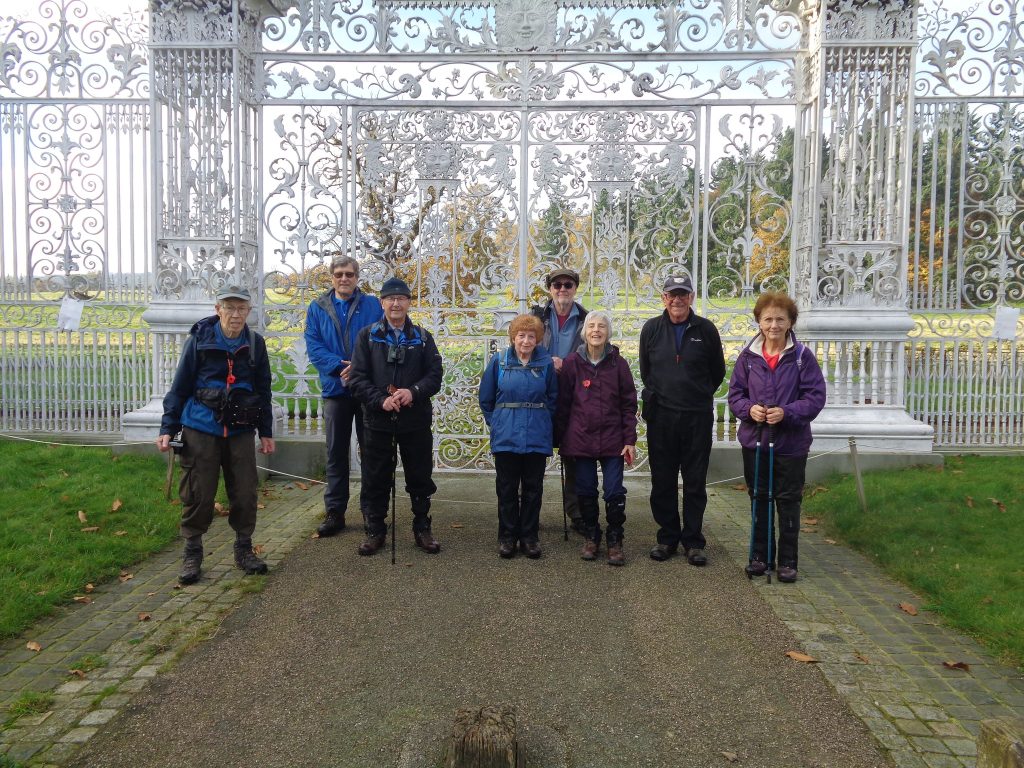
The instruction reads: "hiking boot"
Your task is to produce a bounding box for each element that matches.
[520,538,542,559]
[580,539,599,561]
[179,537,203,585]
[777,565,798,583]
[568,517,586,536]
[414,529,441,554]
[607,541,625,567]
[745,559,767,577]
[358,533,387,556]
[317,513,346,538]
[234,546,268,575]
[179,552,202,585]
[649,543,677,562]
[686,547,708,567]
[498,538,516,559]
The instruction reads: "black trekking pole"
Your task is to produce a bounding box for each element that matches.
[560,457,568,541]
[765,406,777,585]
[746,418,763,579]
[390,414,398,566]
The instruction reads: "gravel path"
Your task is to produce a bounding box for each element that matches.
[68,475,889,768]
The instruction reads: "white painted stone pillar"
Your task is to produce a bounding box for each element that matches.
[792,0,933,452]
[123,0,290,440]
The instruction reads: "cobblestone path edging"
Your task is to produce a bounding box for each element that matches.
[0,484,323,767]
[707,487,1024,768]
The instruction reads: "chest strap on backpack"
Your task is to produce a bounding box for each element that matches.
[495,402,546,410]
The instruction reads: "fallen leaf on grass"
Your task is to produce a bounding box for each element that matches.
[80,526,99,533]
[113,530,127,536]
[26,641,42,652]
[800,527,816,533]
[450,523,464,529]
[69,669,86,679]
[785,650,818,663]
[214,502,228,516]
[72,596,93,604]
[989,497,1006,512]
[59,469,69,478]
[943,660,970,672]
[803,517,819,525]
[111,499,123,512]
[253,544,265,555]
[311,532,320,539]
[854,651,872,664]
[257,503,265,510]
[137,612,151,622]
[823,538,837,545]
[898,602,918,616]
[77,510,88,523]
[721,752,739,763]
[296,481,309,490]
[730,484,747,492]
[982,596,994,605]
[146,592,156,597]
[118,570,133,583]
[84,583,94,593]
[951,469,964,474]
[965,496,974,508]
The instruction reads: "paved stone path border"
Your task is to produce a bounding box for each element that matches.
[0,483,323,767]
[708,487,1024,768]
[0,481,1022,767]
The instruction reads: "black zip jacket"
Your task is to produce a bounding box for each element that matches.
[348,316,443,433]
[639,310,726,414]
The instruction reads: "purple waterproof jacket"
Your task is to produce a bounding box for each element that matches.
[728,331,827,458]
[555,344,638,458]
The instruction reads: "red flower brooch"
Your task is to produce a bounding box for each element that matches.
[582,380,591,388]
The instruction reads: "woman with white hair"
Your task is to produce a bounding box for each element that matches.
[554,310,638,565]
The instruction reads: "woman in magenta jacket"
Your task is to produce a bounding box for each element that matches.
[555,310,638,566]
[728,292,826,583]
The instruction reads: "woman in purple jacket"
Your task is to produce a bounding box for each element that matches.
[728,292,826,583]
[555,311,638,566]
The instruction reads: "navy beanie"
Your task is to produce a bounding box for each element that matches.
[379,277,412,299]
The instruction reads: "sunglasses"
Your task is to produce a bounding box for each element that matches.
[333,270,357,279]
[551,281,576,290]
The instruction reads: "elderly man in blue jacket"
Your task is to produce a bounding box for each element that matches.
[304,255,383,537]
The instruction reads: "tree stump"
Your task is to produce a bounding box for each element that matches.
[444,705,520,768]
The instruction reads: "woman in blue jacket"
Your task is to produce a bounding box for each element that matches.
[728,292,827,583]
[479,314,558,559]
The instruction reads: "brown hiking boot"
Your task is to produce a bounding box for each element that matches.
[414,529,441,554]
[580,539,599,561]
[358,533,386,556]
[607,542,625,567]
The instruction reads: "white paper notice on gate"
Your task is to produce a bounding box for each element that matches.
[57,296,85,331]
[993,306,1020,340]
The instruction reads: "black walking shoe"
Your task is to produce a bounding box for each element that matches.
[649,543,677,562]
[498,538,516,559]
[520,539,542,559]
[414,529,441,554]
[317,513,346,537]
[745,559,767,577]
[686,547,707,566]
[234,547,268,575]
[179,552,202,585]
[777,565,798,583]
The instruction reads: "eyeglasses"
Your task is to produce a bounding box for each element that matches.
[333,270,356,279]
[551,281,576,290]
[382,295,410,304]
[219,306,250,316]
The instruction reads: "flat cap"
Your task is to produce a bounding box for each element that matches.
[545,268,580,288]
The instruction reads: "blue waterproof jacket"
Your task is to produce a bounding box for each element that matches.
[304,288,383,398]
[160,315,273,439]
[479,345,558,456]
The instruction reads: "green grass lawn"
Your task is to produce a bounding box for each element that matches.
[0,442,181,640]
[804,454,1024,670]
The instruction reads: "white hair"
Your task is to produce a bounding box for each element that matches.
[583,310,614,339]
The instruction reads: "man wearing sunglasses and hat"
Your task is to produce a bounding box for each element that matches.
[531,267,589,535]
[640,274,725,567]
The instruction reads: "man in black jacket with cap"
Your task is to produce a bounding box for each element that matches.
[348,277,444,556]
[640,274,725,566]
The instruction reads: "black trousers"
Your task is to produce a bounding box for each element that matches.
[647,408,713,550]
[322,395,365,518]
[742,447,806,568]
[494,452,546,542]
[361,425,437,535]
